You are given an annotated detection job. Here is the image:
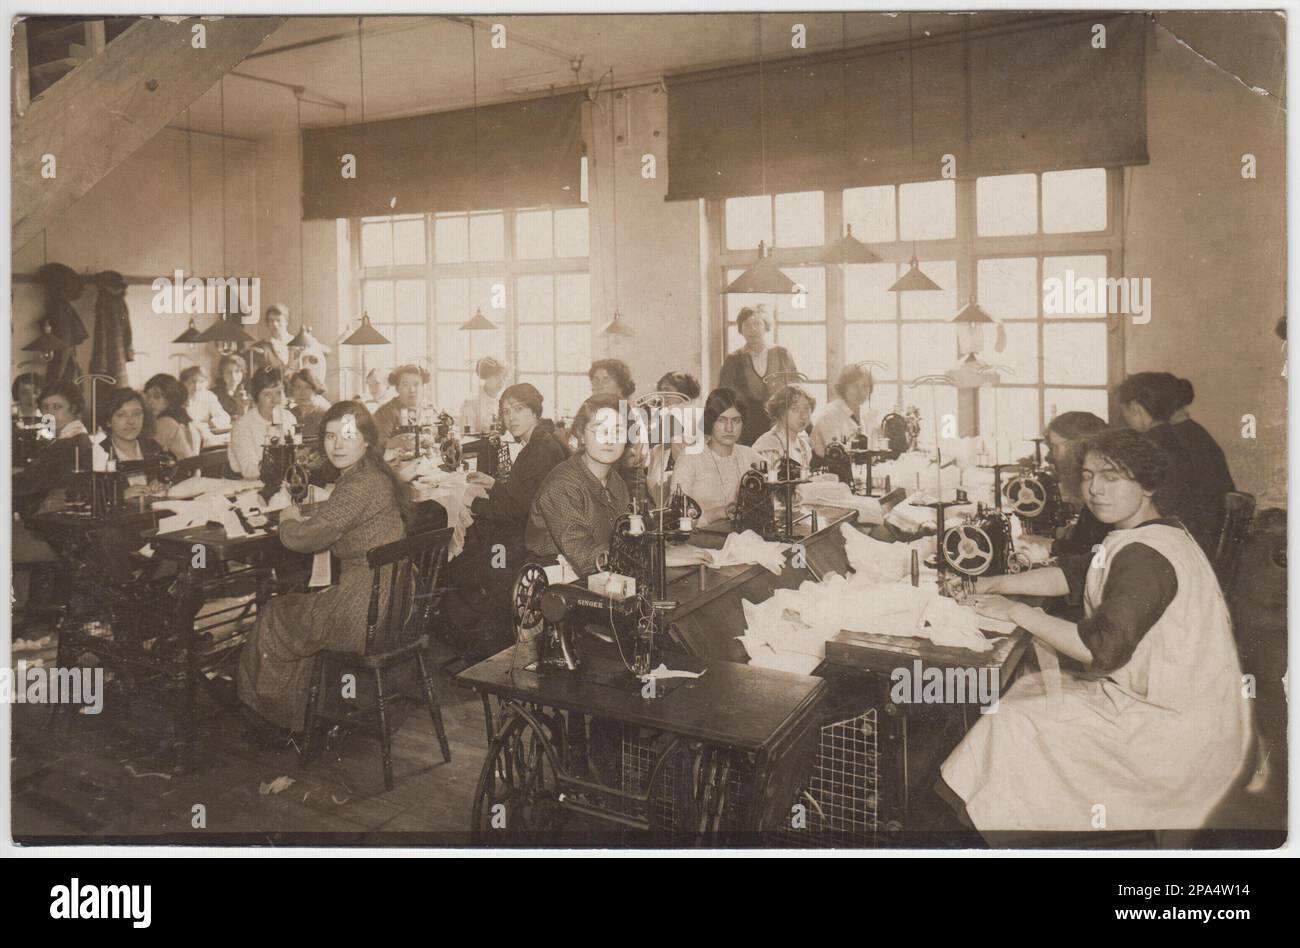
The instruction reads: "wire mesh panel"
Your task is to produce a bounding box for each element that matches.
[773,707,879,847]
[620,729,752,834]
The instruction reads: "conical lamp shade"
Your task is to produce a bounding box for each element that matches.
[889,257,943,292]
[953,297,996,323]
[288,326,316,348]
[194,317,256,345]
[599,310,636,337]
[24,324,70,354]
[816,224,883,265]
[459,308,498,332]
[724,242,799,295]
[173,319,203,344]
[342,313,391,346]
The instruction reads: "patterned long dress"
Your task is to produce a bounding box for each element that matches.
[238,456,406,731]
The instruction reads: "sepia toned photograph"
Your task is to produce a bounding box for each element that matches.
[3,6,1288,855]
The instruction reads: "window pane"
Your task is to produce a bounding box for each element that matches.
[978,387,1040,461]
[554,207,590,258]
[434,215,468,264]
[991,322,1039,384]
[899,261,956,320]
[1044,387,1111,424]
[725,195,772,252]
[1042,168,1107,233]
[394,280,426,323]
[435,279,467,323]
[438,371,472,412]
[471,276,505,319]
[470,212,505,261]
[910,385,957,452]
[900,323,957,379]
[781,267,825,323]
[394,326,427,368]
[977,257,1038,320]
[516,275,555,324]
[518,326,555,371]
[556,324,591,373]
[363,281,393,324]
[899,179,956,241]
[519,374,556,415]
[392,216,425,265]
[775,324,826,381]
[842,185,896,243]
[976,174,1037,237]
[515,209,554,259]
[844,322,898,382]
[1042,255,1108,318]
[556,376,588,422]
[556,273,590,322]
[1043,324,1107,385]
[361,221,392,268]
[774,191,824,248]
[845,263,899,321]
[436,326,470,370]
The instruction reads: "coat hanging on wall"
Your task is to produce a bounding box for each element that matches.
[90,270,134,385]
[38,262,87,385]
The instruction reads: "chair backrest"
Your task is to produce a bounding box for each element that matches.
[1214,490,1256,590]
[364,526,454,654]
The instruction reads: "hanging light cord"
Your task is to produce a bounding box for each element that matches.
[609,67,619,313]
[757,16,767,204]
[296,91,305,333]
[220,76,227,279]
[187,107,194,276]
[471,19,478,211]
[357,17,366,124]
[907,15,918,261]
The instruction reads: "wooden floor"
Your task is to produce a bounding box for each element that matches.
[9,622,1289,849]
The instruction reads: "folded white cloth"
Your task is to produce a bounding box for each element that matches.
[166,476,261,500]
[797,481,885,524]
[707,529,789,575]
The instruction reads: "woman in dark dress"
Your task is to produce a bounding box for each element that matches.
[13,381,94,569]
[443,384,568,656]
[1118,372,1235,557]
[718,305,799,446]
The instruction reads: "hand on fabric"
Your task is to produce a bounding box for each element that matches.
[467,471,495,489]
[665,544,713,568]
[972,594,1021,623]
[1016,533,1054,564]
[278,504,304,524]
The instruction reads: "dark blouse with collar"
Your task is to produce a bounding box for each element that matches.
[474,418,567,533]
[525,452,630,577]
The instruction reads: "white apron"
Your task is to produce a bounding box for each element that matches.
[941,523,1252,832]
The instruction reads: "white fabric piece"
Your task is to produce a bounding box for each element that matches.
[308,551,332,588]
[797,481,885,524]
[707,529,789,575]
[639,664,704,682]
[410,472,487,560]
[166,476,261,500]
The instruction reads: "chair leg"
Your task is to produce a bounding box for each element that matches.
[374,668,394,792]
[417,647,452,763]
[300,654,327,765]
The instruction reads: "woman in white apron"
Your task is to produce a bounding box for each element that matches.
[941,428,1251,836]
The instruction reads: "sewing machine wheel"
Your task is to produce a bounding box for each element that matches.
[470,709,564,841]
[1009,551,1031,573]
[740,467,767,494]
[285,461,311,503]
[440,437,463,469]
[825,441,848,465]
[942,523,996,576]
[155,451,178,485]
[510,564,548,638]
[1004,475,1048,518]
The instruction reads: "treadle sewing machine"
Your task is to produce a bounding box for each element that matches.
[998,437,1072,537]
[395,406,465,470]
[822,432,894,497]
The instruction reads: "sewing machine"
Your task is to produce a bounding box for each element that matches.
[608,486,701,602]
[940,503,1027,580]
[734,457,814,542]
[11,415,51,466]
[258,427,310,501]
[823,432,893,496]
[879,409,921,460]
[1001,438,1071,537]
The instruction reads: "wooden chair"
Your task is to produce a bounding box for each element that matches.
[302,526,454,790]
[1213,491,1256,590]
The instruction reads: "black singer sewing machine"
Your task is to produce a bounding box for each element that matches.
[734,457,814,542]
[12,415,52,467]
[1001,438,1071,537]
[822,433,893,497]
[879,409,921,460]
[940,503,1028,579]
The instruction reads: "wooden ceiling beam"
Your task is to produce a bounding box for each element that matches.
[12,15,287,251]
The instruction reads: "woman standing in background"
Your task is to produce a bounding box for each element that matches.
[718,305,799,446]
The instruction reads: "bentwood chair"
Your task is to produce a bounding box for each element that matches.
[1214,491,1256,591]
[302,526,454,791]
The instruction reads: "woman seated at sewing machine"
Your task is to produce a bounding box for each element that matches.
[372,364,429,453]
[13,381,95,565]
[289,368,331,441]
[213,355,250,421]
[228,367,291,479]
[361,367,392,415]
[669,387,760,526]
[237,401,410,747]
[811,363,874,461]
[459,356,508,433]
[144,373,202,460]
[1118,371,1235,557]
[180,366,232,446]
[940,429,1250,837]
[644,371,702,498]
[526,394,711,578]
[752,384,815,472]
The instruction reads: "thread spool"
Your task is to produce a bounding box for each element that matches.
[627,513,645,536]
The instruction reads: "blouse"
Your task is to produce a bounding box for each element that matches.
[473,419,566,533]
[13,419,93,516]
[752,426,814,472]
[228,406,295,479]
[215,384,248,420]
[671,442,761,526]
[153,414,202,459]
[188,389,232,443]
[1145,422,1236,556]
[526,453,630,577]
[718,345,799,446]
[811,399,874,459]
